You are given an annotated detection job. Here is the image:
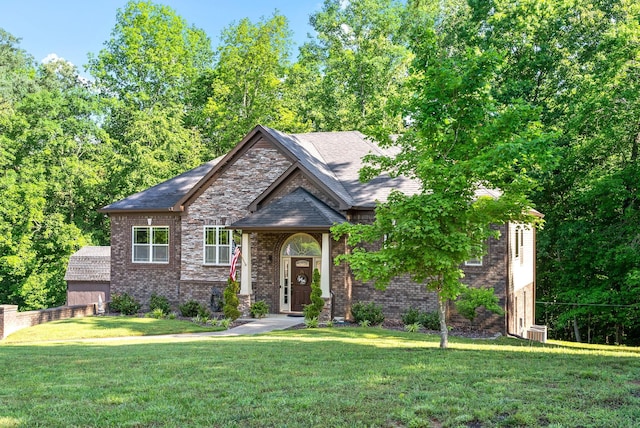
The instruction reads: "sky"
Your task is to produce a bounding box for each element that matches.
[2,0,322,72]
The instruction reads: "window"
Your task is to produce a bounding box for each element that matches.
[204,226,237,265]
[133,226,169,263]
[465,257,483,266]
[281,233,321,257]
[515,226,524,259]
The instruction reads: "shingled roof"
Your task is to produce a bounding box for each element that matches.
[100,157,223,212]
[100,125,421,213]
[64,246,111,282]
[231,188,347,231]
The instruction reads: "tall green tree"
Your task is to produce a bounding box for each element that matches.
[189,13,303,154]
[87,0,213,109]
[88,1,212,200]
[332,0,551,348]
[301,0,411,132]
[1,52,106,309]
[469,0,640,344]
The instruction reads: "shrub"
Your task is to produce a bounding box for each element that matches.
[359,319,371,327]
[419,311,440,330]
[304,317,319,328]
[401,307,439,330]
[146,308,166,319]
[455,287,505,322]
[250,300,269,318]
[303,269,324,320]
[221,318,232,329]
[179,300,208,318]
[109,293,141,315]
[223,278,241,321]
[192,314,209,324]
[401,307,422,325]
[351,301,385,326]
[149,293,171,315]
[405,322,421,333]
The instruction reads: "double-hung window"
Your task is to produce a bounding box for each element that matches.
[132,226,169,263]
[204,226,234,265]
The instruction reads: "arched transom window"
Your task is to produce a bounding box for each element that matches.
[281,234,321,257]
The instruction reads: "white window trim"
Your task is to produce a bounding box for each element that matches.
[203,226,233,265]
[132,226,169,264]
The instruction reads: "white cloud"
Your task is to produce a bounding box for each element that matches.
[42,53,73,66]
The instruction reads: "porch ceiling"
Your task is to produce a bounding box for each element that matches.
[230,187,346,231]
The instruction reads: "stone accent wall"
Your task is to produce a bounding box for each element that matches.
[109,213,182,309]
[0,304,96,340]
[181,138,293,283]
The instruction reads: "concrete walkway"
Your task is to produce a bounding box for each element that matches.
[206,314,304,336]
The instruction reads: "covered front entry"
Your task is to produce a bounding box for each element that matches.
[229,187,343,317]
[280,234,322,313]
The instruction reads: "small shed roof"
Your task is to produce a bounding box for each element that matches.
[64,246,111,282]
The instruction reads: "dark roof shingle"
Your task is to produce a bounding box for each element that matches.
[64,246,111,282]
[231,188,346,231]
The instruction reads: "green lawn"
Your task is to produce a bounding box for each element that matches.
[2,316,224,343]
[0,323,639,427]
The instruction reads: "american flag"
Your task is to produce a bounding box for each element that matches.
[229,246,241,281]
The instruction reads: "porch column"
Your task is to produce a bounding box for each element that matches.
[321,233,331,298]
[240,232,252,295]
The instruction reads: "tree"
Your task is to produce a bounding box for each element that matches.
[301,0,411,132]
[332,0,550,348]
[471,0,640,344]
[0,51,106,309]
[87,0,213,109]
[87,1,212,201]
[189,13,303,155]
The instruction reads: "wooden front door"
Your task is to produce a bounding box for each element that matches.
[291,257,312,312]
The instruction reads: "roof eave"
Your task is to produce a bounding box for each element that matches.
[228,225,341,232]
[98,207,184,214]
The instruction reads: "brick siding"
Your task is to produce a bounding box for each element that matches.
[109,214,182,309]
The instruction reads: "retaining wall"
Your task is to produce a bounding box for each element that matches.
[0,304,96,340]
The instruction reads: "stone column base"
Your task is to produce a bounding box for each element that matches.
[319,297,332,322]
[238,294,253,318]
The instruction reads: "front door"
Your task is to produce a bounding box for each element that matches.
[291,257,312,312]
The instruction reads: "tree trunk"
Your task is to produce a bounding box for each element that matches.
[573,317,582,343]
[438,293,449,349]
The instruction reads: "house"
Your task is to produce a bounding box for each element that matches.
[95,125,539,335]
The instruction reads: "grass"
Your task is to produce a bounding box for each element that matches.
[2,316,224,343]
[0,322,639,427]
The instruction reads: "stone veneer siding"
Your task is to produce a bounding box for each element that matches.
[109,213,182,309]
[180,139,293,284]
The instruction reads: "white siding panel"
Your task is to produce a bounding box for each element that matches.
[510,222,534,291]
